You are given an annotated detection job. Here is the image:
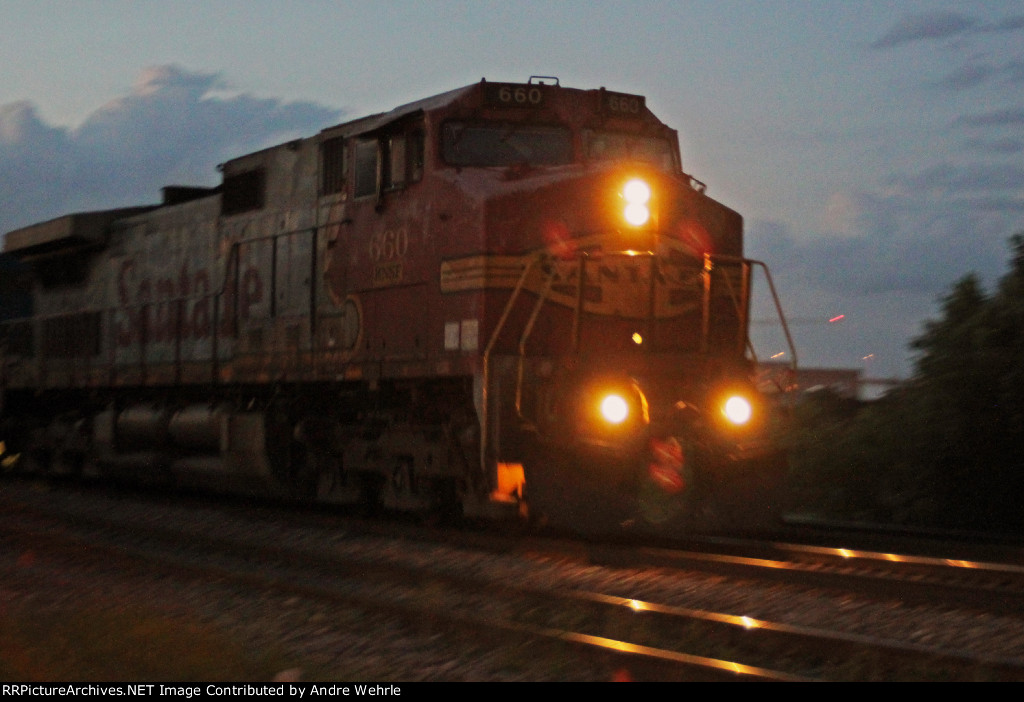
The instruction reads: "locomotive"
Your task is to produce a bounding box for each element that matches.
[0,77,794,531]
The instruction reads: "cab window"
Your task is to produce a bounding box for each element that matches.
[320,135,346,195]
[441,122,573,167]
[353,139,379,199]
[584,131,677,171]
[354,127,425,198]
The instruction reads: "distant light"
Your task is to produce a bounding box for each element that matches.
[829,315,845,323]
[862,354,875,361]
[632,332,643,345]
[770,352,786,359]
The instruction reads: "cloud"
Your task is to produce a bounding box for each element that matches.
[1006,58,1024,83]
[745,207,1013,377]
[934,55,1024,90]
[989,15,1024,33]
[895,162,1024,193]
[953,107,1024,128]
[872,12,1024,49]
[962,136,1024,155]
[871,12,978,49]
[968,196,1024,212]
[0,102,78,231]
[934,61,996,90]
[819,192,862,237]
[0,65,341,234]
[747,180,1016,301]
[931,51,1024,91]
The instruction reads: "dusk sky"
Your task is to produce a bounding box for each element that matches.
[2,1,1022,380]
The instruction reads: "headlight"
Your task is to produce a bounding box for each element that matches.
[600,393,630,424]
[622,178,651,226]
[722,395,753,425]
[586,382,648,431]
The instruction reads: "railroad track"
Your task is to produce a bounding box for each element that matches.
[3,478,1024,680]
[612,536,1024,616]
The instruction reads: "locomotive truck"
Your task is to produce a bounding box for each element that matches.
[0,77,794,531]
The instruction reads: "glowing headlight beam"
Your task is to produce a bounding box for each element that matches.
[600,394,630,424]
[723,396,753,425]
[623,178,651,204]
[622,178,651,227]
[624,203,650,226]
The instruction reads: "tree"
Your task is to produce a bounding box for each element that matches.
[790,234,1024,530]
[900,234,1024,528]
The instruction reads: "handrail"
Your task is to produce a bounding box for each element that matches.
[515,262,556,420]
[750,258,798,370]
[702,253,797,370]
[703,254,749,358]
[480,252,546,475]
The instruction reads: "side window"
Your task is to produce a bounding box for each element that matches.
[384,128,425,190]
[385,134,406,190]
[320,136,346,195]
[353,139,379,199]
[353,124,425,199]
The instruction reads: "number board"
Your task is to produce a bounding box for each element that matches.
[483,83,547,108]
[602,91,646,116]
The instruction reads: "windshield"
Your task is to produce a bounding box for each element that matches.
[442,122,573,167]
[584,131,677,171]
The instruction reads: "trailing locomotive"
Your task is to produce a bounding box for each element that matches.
[0,77,794,531]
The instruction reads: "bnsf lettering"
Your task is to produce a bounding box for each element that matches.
[116,258,262,347]
[372,261,404,286]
